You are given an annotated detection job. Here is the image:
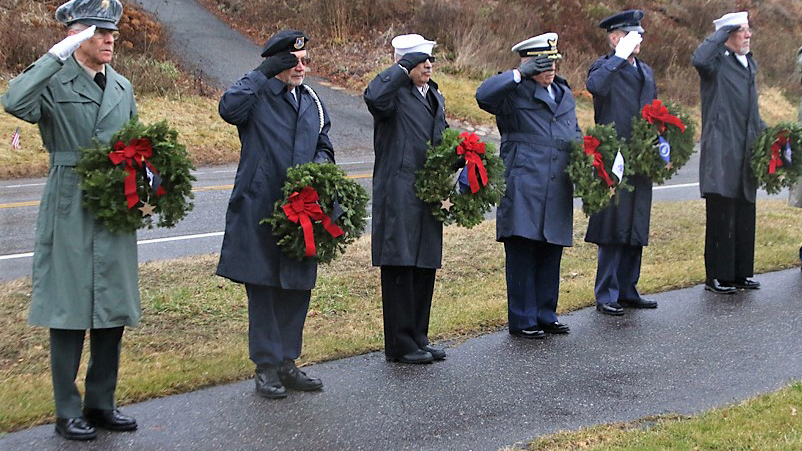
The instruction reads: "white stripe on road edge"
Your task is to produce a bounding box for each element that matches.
[0,251,34,260]
[1,182,46,189]
[653,182,699,191]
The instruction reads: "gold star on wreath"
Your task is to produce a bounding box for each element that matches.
[608,186,616,198]
[665,162,673,170]
[441,198,453,211]
[138,202,155,216]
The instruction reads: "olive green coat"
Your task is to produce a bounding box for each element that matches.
[790,45,802,209]
[2,53,140,329]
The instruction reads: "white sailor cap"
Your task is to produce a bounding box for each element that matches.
[391,34,436,57]
[511,32,562,59]
[713,11,749,30]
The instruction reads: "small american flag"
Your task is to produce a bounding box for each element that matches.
[10,127,20,149]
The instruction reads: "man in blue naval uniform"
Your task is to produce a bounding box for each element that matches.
[364,34,448,364]
[217,30,334,398]
[476,33,581,338]
[585,10,659,316]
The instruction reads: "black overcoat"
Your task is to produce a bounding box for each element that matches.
[692,28,765,202]
[217,71,334,290]
[584,54,657,246]
[364,65,447,268]
[476,71,582,246]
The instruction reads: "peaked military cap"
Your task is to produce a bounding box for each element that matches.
[599,10,645,33]
[261,30,309,57]
[391,34,436,57]
[55,0,123,30]
[511,32,562,59]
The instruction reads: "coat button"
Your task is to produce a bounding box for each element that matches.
[551,174,555,180]
[553,156,557,161]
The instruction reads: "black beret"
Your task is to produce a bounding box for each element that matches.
[599,10,645,33]
[260,29,309,57]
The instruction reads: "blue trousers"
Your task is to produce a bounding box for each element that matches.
[594,244,643,305]
[504,237,563,330]
[244,284,310,366]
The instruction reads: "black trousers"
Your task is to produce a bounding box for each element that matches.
[504,237,563,330]
[244,284,310,366]
[380,266,436,359]
[705,194,756,281]
[50,327,124,419]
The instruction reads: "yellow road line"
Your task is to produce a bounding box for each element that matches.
[0,173,373,209]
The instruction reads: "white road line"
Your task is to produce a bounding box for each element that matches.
[0,252,34,260]
[653,182,699,191]
[1,183,46,189]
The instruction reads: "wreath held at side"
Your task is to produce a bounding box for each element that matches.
[751,122,802,194]
[75,118,196,234]
[567,124,630,216]
[263,162,369,264]
[628,99,695,184]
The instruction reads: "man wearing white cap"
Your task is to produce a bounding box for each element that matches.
[364,34,447,364]
[585,10,659,316]
[692,12,765,294]
[476,33,581,339]
[2,0,138,440]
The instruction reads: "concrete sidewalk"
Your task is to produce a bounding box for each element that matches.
[2,268,801,451]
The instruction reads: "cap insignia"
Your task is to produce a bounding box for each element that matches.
[294,37,304,50]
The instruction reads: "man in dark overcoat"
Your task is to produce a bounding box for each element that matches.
[217,30,334,398]
[2,0,138,440]
[476,33,581,338]
[692,12,765,293]
[586,10,658,316]
[364,34,447,364]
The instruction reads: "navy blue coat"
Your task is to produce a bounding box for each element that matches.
[364,65,447,268]
[584,54,657,246]
[692,28,764,202]
[476,71,581,247]
[217,71,334,290]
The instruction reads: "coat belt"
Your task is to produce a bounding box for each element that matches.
[50,152,79,167]
[500,133,572,150]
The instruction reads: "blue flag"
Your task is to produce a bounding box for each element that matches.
[658,136,671,163]
[457,167,470,194]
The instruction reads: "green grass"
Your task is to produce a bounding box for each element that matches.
[516,382,802,451]
[0,199,800,432]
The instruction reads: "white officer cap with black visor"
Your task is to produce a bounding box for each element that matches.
[511,32,563,59]
[392,34,436,60]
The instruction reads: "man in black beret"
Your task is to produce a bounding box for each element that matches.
[585,10,659,316]
[217,29,334,398]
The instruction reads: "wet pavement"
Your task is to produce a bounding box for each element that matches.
[2,268,801,451]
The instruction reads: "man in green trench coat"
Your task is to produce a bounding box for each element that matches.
[2,0,139,441]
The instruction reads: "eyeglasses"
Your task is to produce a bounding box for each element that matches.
[94,29,120,40]
[297,56,312,66]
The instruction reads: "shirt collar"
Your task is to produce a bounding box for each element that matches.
[75,58,106,79]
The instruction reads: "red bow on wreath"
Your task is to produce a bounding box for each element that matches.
[584,136,615,187]
[282,186,344,257]
[769,130,789,174]
[108,138,166,209]
[456,132,489,194]
[641,99,686,134]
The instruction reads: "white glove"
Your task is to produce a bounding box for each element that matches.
[614,31,642,60]
[48,25,96,61]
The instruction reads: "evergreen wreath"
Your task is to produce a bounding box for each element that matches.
[414,129,505,228]
[567,124,631,216]
[263,162,369,263]
[75,118,195,234]
[751,122,802,194]
[628,99,696,184]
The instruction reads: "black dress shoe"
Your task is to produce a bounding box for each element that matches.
[618,297,658,308]
[509,327,546,339]
[421,345,446,360]
[704,279,737,294]
[255,364,287,399]
[386,349,434,364]
[596,302,624,316]
[720,278,761,290]
[539,322,570,334]
[55,417,96,440]
[278,360,324,391]
[83,408,137,432]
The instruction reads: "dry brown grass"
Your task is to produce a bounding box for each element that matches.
[1,199,800,431]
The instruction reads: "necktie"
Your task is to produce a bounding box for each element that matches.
[94,72,106,90]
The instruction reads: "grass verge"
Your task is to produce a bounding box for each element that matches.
[1,199,800,432]
[513,381,802,451]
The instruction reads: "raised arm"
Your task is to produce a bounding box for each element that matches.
[475,70,519,115]
[691,27,735,78]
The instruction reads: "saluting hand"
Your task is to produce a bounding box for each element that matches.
[518,56,554,78]
[398,52,430,72]
[614,30,642,60]
[49,25,96,61]
[256,52,300,79]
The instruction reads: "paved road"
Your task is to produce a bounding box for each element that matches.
[2,268,801,450]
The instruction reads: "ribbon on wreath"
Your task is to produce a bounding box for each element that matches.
[584,136,615,187]
[641,99,686,134]
[282,186,344,257]
[456,132,488,194]
[769,130,789,174]
[108,138,166,209]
